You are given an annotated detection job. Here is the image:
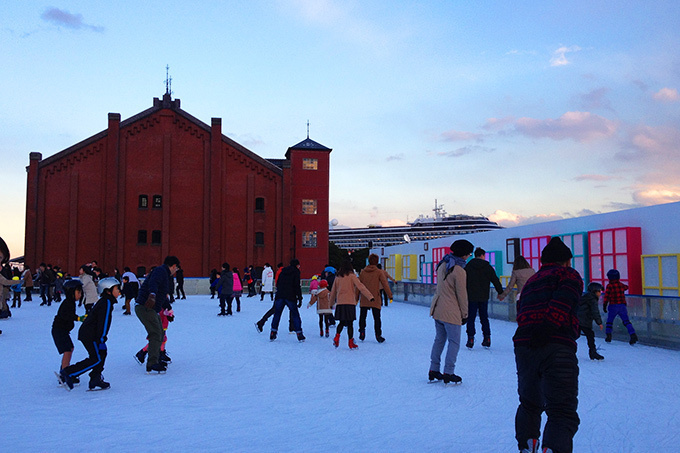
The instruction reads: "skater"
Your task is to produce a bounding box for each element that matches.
[498,256,535,302]
[358,254,392,343]
[329,258,374,349]
[603,269,638,345]
[121,267,140,315]
[269,259,305,342]
[135,256,179,373]
[0,237,13,329]
[213,263,234,316]
[579,283,605,360]
[51,279,85,373]
[175,265,186,300]
[79,265,99,313]
[514,237,583,453]
[244,265,256,297]
[376,263,395,307]
[465,247,504,349]
[428,239,473,385]
[308,279,332,337]
[10,276,22,308]
[135,307,175,366]
[209,269,218,299]
[22,265,34,301]
[59,277,119,391]
[260,263,275,301]
[232,267,243,312]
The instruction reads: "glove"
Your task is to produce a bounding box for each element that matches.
[297,300,302,308]
[529,324,553,349]
[77,315,87,322]
[145,293,156,310]
[98,343,107,351]
[167,314,175,322]
[461,317,468,325]
[389,299,393,304]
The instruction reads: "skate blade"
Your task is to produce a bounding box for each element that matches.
[54,371,72,391]
[86,387,110,392]
[146,370,167,375]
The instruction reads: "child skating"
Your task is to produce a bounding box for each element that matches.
[51,279,86,378]
[603,269,638,345]
[308,279,332,337]
[579,282,604,360]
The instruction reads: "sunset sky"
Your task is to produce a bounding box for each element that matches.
[1,1,679,256]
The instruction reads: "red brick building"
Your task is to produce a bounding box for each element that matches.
[24,93,331,278]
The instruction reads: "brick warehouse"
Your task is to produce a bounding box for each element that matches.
[24,93,331,278]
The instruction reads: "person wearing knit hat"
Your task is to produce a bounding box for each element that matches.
[513,236,583,453]
[603,268,637,345]
[427,239,473,385]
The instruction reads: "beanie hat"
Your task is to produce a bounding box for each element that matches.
[311,275,318,280]
[319,279,328,288]
[540,237,573,264]
[450,239,474,257]
[606,269,620,280]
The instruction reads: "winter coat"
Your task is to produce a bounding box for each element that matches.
[465,257,504,301]
[137,264,174,313]
[233,273,243,292]
[22,269,33,288]
[308,287,333,314]
[358,265,392,309]
[430,262,468,325]
[275,265,302,303]
[578,291,603,327]
[328,273,373,307]
[78,293,114,344]
[80,273,99,307]
[52,296,79,332]
[0,273,14,310]
[499,268,536,300]
[261,266,275,292]
[217,270,234,296]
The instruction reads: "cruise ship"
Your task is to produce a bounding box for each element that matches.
[329,201,503,250]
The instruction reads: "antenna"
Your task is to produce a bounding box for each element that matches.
[306,120,310,139]
[165,65,173,96]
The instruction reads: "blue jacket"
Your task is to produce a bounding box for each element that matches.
[137,265,173,313]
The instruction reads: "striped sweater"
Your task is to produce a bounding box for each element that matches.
[513,264,584,351]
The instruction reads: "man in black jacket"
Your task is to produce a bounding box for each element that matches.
[465,248,503,349]
[269,259,305,342]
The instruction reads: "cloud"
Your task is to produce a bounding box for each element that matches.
[573,174,615,182]
[632,187,680,205]
[482,117,515,132]
[41,7,104,32]
[436,145,495,158]
[489,210,564,227]
[440,130,483,142]
[490,111,617,142]
[652,87,679,102]
[550,45,581,67]
[579,87,613,111]
[626,124,680,156]
[386,153,404,162]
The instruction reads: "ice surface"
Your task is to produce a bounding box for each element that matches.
[1,295,679,452]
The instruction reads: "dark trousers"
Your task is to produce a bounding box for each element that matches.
[358,307,382,337]
[63,340,107,379]
[466,300,490,339]
[515,344,580,453]
[579,325,597,354]
[135,304,163,367]
[380,289,389,306]
[176,283,185,299]
[271,298,302,333]
[318,314,332,331]
[259,304,294,330]
[40,284,52,305]
[219,293,234,314]
[24,287,33,301]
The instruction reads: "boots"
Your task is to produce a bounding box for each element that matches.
[520,439,539,453]
[442,373,462,384]
[589,349,604,361]
[359,330,366,342]
[481,336,491,348]
[629,333,638,345]
[333,334,340,348]
[348,338,359,349]
[466,337,474,349]
[605,333,612,342]
[134,349,147,365]
[428,370,443,382]
[297,332,306,342]
[320,328,324,337]
[88,374,111,391]
[325,327,330,338]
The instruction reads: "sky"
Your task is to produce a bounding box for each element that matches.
[1,1,679,256]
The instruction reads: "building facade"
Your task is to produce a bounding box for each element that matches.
[24,93,331,278]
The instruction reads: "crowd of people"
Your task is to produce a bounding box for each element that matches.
[0,234,639,453]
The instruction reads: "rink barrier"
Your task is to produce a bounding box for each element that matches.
[391,281,680,351]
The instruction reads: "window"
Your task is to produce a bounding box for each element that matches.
[302,199,317,215]
[139,195,148,209]
[302,158,318,170]
[302,231,317,248]
[255,197,265,211]
[151,230,162,245]
[255,232,264,246]
[137,230,147,244]
[153,195,162,209]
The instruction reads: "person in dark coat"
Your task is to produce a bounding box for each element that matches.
[513,237,583,453]
[175,265,186,299]
[59,277,119,391]
[465,247,503,349]
[52,279,85,372]
[579,282,604,360]
[269,259,304,342]
[135,256,179,373]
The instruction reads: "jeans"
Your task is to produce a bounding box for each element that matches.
[605,304,636,335]
[429,320,461,374]
[515,343,580,453]
[466,300,490,339]
[271,298,302,333]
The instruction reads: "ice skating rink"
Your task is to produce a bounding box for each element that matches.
[1,295,678,452]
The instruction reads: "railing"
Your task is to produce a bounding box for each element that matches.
[392,281,680,350]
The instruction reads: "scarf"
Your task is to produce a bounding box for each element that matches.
[438,253,467,272]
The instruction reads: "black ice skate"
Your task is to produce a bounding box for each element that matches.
[589,350,604,361]
[297,332,306,342]
[159,350,172,363]
[630,333,638,345]
[428,370,443,383]
[146,362,167,374]
[466,337,474,349]
[88,375,111,391]
[134,349,147,365]
[270,331,277,341]
[481,336,491,348]
[443,373,462,385]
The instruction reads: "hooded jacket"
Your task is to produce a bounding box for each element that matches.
[358,265,392,309]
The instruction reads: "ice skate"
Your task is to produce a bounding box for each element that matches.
[443,373,462,385]
[255,321,264,333]
[359,330,366,342]
[466,337,474,349]
[428,370,443,383]
[376,336,385,343]
[270,331,277,341]
[605,333,612,342]
[159,350,172,364]
[146,362,167,374]
[520,438,539,453]
[297,332,306,342]
[88,374,111,391]
[630,333,638,345]
[348,338,359,349]
[333,333,340,348]
[589,350,604,361]
[134,349,147,365]
[481,336,491,348]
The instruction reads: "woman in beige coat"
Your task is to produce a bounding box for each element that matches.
[498,256,536,301]
[329,259,374,349]
[429,239,474,385]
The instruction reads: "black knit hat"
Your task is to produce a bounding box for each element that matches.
[607,269,620,280]
[450,239,474,257]
[540,237,573,264]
